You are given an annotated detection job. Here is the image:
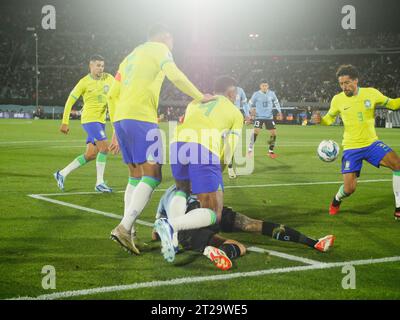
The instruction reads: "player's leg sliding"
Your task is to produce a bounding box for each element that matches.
[221,207,335,252]
[262,221,334,252]
[95,152,112,192]
[54,154,88,191]
[393,170,400,220]
[330,184,350,215]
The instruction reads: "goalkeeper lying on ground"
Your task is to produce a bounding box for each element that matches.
[153,185,335,271]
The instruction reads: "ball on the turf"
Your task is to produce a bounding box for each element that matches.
[317,140,340,162]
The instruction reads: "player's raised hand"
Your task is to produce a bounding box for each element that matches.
[201,94,217,103]
[60,124,69,134]
[109,132,120,155]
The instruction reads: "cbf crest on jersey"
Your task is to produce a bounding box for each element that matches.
[364,99,372,109]
[103,85,110,94]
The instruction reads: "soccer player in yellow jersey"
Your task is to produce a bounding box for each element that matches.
[320,65,400,219]
[54,55,114,193]
[107,24,215,254]
[154,76,244,262]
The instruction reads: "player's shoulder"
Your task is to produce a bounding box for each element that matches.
[331,91,345,102]
[219,96,242,116]
[361,87,382,97]
[77,74,91,85]
[144,41,171,54]
[102,73,114,81]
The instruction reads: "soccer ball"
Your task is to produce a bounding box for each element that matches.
[317,140,340,162]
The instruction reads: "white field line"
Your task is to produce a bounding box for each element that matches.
[28,194,318,265]
[9,256,400,300]
[28,194,153,227]
[247,247,323,265]
[32,179,392,197]
[0,139,84,145]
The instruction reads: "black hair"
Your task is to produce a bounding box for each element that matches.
[89,54,104,62]
[214,76,237,94]
[259,79,268,84]
[148,23,170,39]
[336,64,359,79]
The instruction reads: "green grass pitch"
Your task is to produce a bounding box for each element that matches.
[0,119,399,299]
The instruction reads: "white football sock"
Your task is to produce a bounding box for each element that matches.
[120,176,160,231]
[168,191,188,220]
[124,177,141,234]
[96,152,107,185]
[393,171,400,208]
[60,154,87,177]
[169,208,217,232]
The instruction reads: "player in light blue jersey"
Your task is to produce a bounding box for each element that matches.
[228,86,250,179]
[248,80,282,158]
[234,86,250,119]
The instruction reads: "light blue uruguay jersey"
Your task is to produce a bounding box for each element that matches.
[234,87,249,116]
[249,90,281,120]
[156,185,198,219]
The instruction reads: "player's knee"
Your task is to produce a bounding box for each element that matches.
[97,145,108,153]
[85,152,96,161]
[392,161,400,171]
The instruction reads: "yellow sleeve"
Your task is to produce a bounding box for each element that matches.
[161,62,204,101]
[373,88,400,111]
[62,79,85,125]
[107,72,121,124]
[386,98,400,110]
[321,96,340,126]
[222,111,244,164]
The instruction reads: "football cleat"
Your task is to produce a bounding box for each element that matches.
[154,218,177,263]
[110,224,140,255]
[95,182,113,193]
[329,198,341,215]
[228,167,237,179]
[203,246,232,271]
[53,171,65,191]
[267,151,277,159]
[314,235,336,252]
[395,208,400,220]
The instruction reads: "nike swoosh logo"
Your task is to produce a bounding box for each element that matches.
[344,107,351,110]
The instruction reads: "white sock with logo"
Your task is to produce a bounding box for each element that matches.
[169,208,217,232]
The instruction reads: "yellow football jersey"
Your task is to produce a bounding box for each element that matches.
[108,41,203,124]
[62,73,114,125]
[322,87,399,150]
[172,95,244,159]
